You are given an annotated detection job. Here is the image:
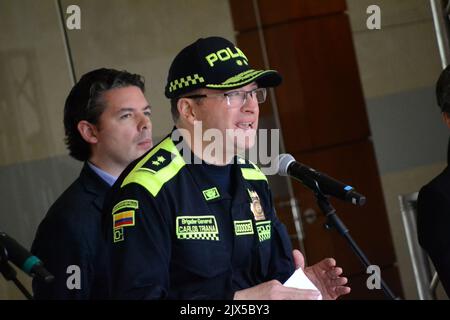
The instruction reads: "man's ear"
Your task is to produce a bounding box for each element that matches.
[442,112,450,129]
[177,98,197,125]
[77,120,99,144]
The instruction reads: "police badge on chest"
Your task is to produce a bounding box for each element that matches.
[248,190,265,221]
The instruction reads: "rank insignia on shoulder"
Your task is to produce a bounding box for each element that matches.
[142,148,174,173]
[248,190,265,221]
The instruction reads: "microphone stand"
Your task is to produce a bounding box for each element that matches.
[310,182,399,300]
[0,244,33,300]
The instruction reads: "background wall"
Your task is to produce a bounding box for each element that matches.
[0,0,234,299]
[0,0,447,300]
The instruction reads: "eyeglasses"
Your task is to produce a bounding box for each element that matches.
[183,87,267,108]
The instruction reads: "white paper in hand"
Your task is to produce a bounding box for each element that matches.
[283,268,323,300]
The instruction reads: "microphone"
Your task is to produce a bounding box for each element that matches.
[277,153,366,206]
[0,232,54,283]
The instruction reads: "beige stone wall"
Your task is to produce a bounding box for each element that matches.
[0,0,72,166]
[60,0,235,141]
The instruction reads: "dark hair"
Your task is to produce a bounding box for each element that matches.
[64,68,145,161]
[170,89,205,123]
[170,98,180,122]
[436,65,450,114]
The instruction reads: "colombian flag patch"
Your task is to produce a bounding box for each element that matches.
[113,210,135,229]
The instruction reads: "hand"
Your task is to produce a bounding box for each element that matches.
[234,280,321,300]
[293,249,351,300]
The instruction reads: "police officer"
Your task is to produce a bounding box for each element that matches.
[104,37,350,299]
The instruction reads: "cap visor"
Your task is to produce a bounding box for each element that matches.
[206,69,282,90]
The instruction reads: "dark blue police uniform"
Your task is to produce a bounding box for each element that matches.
[104,133,295,299]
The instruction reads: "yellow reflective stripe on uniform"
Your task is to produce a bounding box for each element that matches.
[121,137,186,196]
[128,136,176,173]
[240,166,267,182]
[123,158,185,196]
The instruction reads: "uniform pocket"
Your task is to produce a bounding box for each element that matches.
[172,239,229,278]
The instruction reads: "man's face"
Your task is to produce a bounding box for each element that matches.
[91,86,152,172]
[192,82,259,155]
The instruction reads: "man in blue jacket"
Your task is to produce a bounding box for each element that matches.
[31,68,153,299]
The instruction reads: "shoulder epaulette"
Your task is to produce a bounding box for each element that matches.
[121,137,185,196]
[237,157,268,182]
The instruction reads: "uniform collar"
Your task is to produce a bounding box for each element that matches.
[170,128,253,205]
[184,156,253,206]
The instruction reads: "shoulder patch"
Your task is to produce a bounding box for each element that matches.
[238,157,268,182]
[142,148,174,172]
[121,137,186,196]
[112,199,139,215]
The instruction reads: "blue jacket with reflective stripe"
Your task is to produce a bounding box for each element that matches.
[103,134,294,299]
